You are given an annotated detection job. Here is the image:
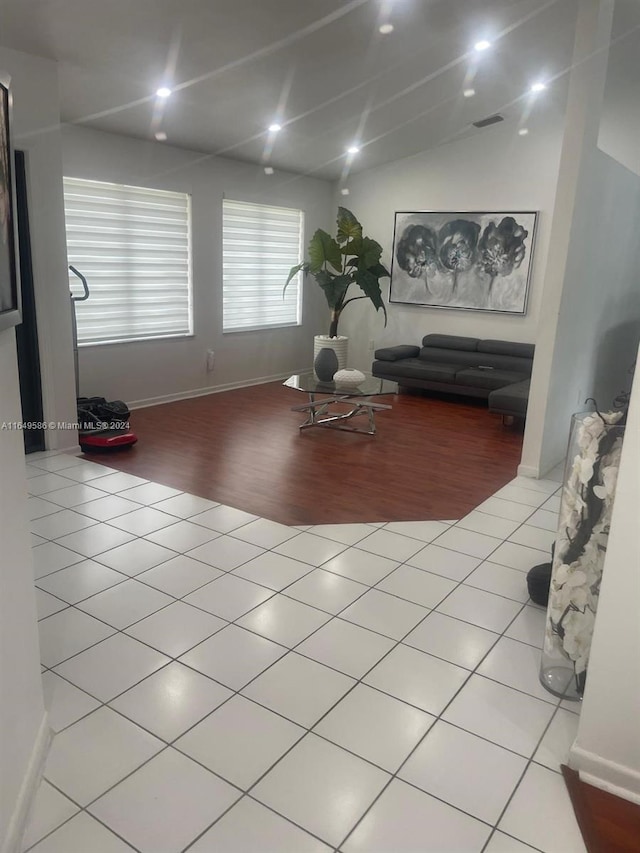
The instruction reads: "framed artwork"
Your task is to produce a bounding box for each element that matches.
[0,71,21,332]
[390,210,538,315]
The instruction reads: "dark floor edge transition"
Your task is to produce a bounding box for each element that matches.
[562,765,640,853]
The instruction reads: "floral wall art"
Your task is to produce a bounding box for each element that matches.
[390,211,538,314]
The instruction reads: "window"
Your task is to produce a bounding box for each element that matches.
[222,199,304,332]
[63,177,192,345]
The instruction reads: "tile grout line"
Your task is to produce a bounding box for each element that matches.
[478,702,569,853]
[333,585,553,850]
[38,496,559,735]
[23,782,145,853]
[39,511,550,712]
[36,520,560,734]
[33,479,552,595]
[30,462,569,852]
[37,522,326,671]
[180,512,560,850]
[38,540,508,848]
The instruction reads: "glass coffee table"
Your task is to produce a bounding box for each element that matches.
[283,372,398,435]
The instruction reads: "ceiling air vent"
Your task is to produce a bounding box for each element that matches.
[472,114,504,129]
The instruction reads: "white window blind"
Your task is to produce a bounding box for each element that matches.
[223,199,304,332]
[63,177,193,345]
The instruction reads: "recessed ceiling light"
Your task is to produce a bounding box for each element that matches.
[264,166,274,175]
[379,23,394,34]
[530,82,547,93]
[154,131,167,141]
[347,145,360,155]
[474,40,491,52]
[463,88,476,98]
[518,128,529,136]
[268,123,282,133]
[340,188,350,196]
[156,87,172,98]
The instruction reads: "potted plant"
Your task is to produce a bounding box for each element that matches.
[285,207,389,374]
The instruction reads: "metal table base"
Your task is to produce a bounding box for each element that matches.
[291,392,392,435]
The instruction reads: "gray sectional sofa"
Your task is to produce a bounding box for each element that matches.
[372,334,534,419]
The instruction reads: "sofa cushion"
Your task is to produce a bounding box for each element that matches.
[478,339,535,359]
[488,379,531,415]
[455,368,529,390]
[374,358,459,383]
[477,354,533,375]
[417,347,532,375]
[418,347,485,367]
[374,345,421,362]
[422,334,479,351]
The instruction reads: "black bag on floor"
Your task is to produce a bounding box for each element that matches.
[526,543,555,607]
[77,397,130,433]
[527,563,552,606]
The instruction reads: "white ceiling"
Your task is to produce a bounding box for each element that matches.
[0,0,619,180]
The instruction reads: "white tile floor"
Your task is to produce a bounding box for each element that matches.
[22,451,585,853]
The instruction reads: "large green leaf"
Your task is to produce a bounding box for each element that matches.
[354,268,388,325]
[336,207,362,244]
[369,261,391,279]
[360,237,384,269]
[344,236,384,270]
[315,270,351,309]
[283,262,307,297]
[307,229,342,273]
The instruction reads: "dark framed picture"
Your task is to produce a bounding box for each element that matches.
[390,210,538,315]
[0,72,21,332]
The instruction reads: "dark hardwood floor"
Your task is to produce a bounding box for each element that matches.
[562,766,640,853]
[82,383,524,526]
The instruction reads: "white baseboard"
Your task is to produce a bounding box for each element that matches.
[2,713,52,853]
[569,743,640,805]
[540,460,565,479]
[518,458,565,480]
[517,464,540,478]
[45,432,79,453]
[127,370,308,411]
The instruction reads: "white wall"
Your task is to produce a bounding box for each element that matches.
[570,344,640,802]
[534,149,640,474]
[61,125,334,406]
[0,47,76,450]
[0,46,74,852]
[598,1,640,177]
[599,76,640,177]
[0,333,47,852]
[521,0,640,477]
[335,118,564,371]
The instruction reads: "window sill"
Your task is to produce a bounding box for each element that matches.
[222,323,302,335]
[78,333,195,348]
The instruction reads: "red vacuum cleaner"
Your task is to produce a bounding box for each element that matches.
[69,265,138,452]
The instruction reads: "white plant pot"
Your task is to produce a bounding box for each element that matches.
[313,335,348,374]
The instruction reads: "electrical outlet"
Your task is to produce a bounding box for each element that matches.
[368,339,375,351]
[206,350,215,371]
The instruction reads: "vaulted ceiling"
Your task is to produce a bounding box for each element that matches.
[0,0,631,180]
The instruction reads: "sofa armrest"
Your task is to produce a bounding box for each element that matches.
[374,345,420,362]
[488,379,531,417]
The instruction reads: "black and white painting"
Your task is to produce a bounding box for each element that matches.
[390,211,537,314]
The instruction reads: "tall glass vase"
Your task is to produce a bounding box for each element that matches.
[540,411,625,700]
